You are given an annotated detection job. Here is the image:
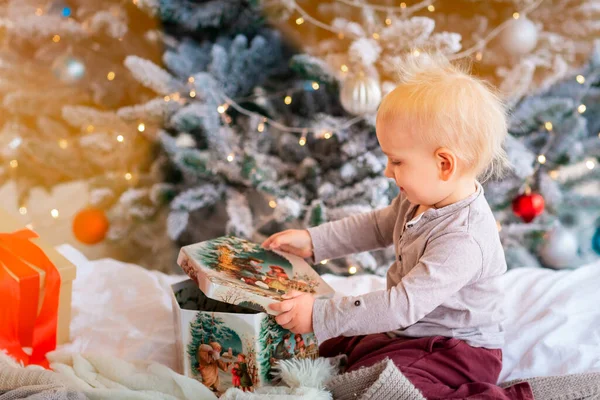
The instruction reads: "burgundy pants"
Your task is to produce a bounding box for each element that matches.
[320,334,534,400]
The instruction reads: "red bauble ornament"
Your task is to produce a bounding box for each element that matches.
[72,207,109,245]
[512,192,545,223]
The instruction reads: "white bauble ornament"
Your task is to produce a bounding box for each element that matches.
[52,54,86,83]
[498,17,538,56]
[175,132,196,148]
[538,226,579,269]
[340,72,382,115]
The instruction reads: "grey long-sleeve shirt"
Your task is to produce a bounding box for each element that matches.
[307,181,506,348]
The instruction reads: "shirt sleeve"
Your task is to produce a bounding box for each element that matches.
[311,231,483,343]
[306,195,402,264]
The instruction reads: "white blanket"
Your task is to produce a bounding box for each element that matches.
[55,245,600,383]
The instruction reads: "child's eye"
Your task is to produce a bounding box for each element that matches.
[390,160,402,165]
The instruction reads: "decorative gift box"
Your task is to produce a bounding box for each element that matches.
[0,208,76,366]
[171,235,333,396]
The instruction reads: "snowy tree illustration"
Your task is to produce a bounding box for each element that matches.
[187,312,235,375]
[220,288,246,304]
[257,315,288,382]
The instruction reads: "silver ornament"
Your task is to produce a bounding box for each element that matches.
[538,225,579,269]
[52,54,86,83]
[340,72,382,115]
[498,16,538,56]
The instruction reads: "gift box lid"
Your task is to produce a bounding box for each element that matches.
[177,236,334,315]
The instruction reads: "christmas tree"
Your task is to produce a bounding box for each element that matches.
[0,0,161,215]
[110,0,599,274]
[257,315,288,382]
[3,0,599,273]
[487,47,600,270]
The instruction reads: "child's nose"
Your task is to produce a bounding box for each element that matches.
[384,165,394,179]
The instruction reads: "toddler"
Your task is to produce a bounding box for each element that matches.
[263,54,534,399]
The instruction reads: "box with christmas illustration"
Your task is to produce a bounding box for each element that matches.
[171,235,334,395]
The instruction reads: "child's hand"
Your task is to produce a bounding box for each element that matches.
[269,290,314,334]
[261,229,314,259]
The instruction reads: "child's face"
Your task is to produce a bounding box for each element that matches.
[376,117,449,206]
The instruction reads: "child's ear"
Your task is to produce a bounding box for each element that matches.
[434,148,456,181]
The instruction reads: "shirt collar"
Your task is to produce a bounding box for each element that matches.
[406,181,483,225]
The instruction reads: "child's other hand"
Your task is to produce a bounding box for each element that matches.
[269,290,315,334]
[261,229,314,259]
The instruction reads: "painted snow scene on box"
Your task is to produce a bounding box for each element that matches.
[256,315,319,384]
[178,236,334,313]
[177,280,319,396]
[186,310,260,396]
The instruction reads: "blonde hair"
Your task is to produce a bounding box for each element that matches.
[376,52,510,182]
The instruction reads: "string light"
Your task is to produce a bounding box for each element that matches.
[385,18,392,25]
[578,104,586,114]
[348,265,357,274]
[35,8,43,16]
[10,160,18,168]
[544,122,553,131]
[291,0,543,65]
[51,209,59,219]
[475,52,483,61]
[549,170,559,179]
[576,75,585,84]
[257,122,265,132]
[117,135,124,142]
[52,35,60,43]
[537,154,546,164]
[107,71,116,81]
[586,160,595,170]
[19,206,27,215]
[320,259,328,265]
[312,82,320,90]
[372,32,380,40]
[137,122,145,132]
[188,76,195,83]
[340,64,349,73]
[216,89,364,138]
[299,137,306,146]
[323,131,332,139]
[172,93,181,101]
[296,17,304,25]
[124,172,132,180]
[413,49,421,57]
[284,95,292,105]
[164,95,170,102]
[217,104,228,114]
[189,89,196,98]
[269,200,277,208]
[58,139,68,149]
[227,153,235,162]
